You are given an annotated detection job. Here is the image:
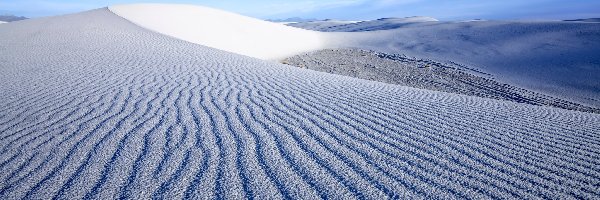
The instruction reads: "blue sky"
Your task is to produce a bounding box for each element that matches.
[1,0,599,20]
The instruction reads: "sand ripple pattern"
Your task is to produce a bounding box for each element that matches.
[0,8,599,199]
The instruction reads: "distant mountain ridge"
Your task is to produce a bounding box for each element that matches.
[564,18,600,22]
[267,17,318,23]
[0,15,28,22]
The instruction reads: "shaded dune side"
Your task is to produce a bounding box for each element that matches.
[331,21,600,108]
[283,49,600,114]
[0,8,599,199]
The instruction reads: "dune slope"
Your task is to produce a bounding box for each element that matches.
[0,7,599,199]
[284,48,600,113]
[109,4,327,60]
[330,21,600,107]
[111,4,600,107]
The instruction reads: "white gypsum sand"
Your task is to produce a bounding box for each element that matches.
[0,5,599,199]
[111,4,600,107]
[328,21,600,107]
[109,4,328,61]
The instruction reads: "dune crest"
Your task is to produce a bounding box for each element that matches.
[109,4,328,60]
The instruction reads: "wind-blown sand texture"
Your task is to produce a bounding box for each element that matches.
[0,7,599,200]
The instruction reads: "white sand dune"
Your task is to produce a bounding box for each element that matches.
[111,4,600,107]
[109,4,328,60]
[332,21,600,107]
[0,5,599,199]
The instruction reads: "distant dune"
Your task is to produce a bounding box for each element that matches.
[340,21,600,107]
[289,16,439,32]
[291,20,600,107]
[284,48,600,113]
[286,19,361,31]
